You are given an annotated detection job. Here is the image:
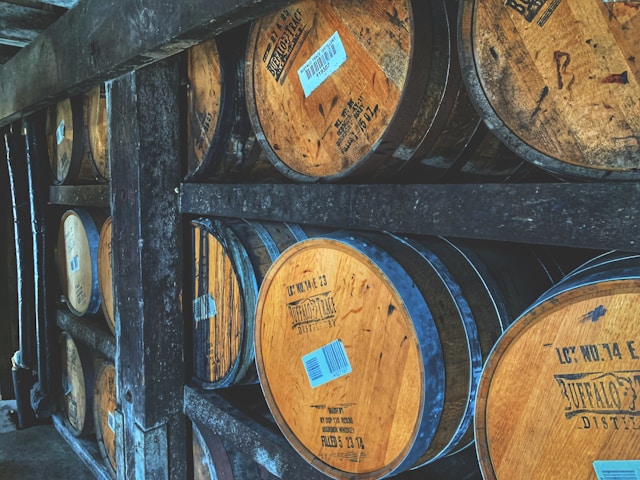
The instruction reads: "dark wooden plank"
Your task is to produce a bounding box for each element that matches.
[49,185,110,208]
[180,183,640,253]
[0,3,58,47]
[184,386,331,480]
[0,0,293,127]
[52,414,114,480]
[55,310,116,361]
[0,44,20,64]
[110,59,185,479]
[36,0,77,8]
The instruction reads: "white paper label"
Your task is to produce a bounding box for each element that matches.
[56,120,65,145]
[193,293,217,322]
[594,460,640,480]
[302,339,351,388]
[297,31,347,97]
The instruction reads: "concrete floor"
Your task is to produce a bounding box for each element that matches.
[0,400,95,479]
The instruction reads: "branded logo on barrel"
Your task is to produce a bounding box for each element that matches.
[555,371,640,430]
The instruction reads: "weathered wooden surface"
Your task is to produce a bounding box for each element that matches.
[192,421,278,480]
[52,414,114,480]
[459,0,640,180]
[184,386,331,479]
[476,253,640,479]
[109,59,185,479]
[0,3,58,47]
[0,0,294,127]
[180,182,640,253]
[49,185,110,208]
[56,310,116,361]
[0,44,19,63]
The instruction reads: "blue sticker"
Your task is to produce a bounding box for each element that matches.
[298,32,347,97]
[594,460,640,480]
[56,119,65,145]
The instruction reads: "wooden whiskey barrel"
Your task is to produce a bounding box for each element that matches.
[185,25,277,182]
[56,209,104,317]
[245,0,427,182]
[192,421,276,480]
[254,232,560,478]
[475,252,640,480]
[94,359,117,477]
[245,0,537,183]
[86,83,110,182]
[98,217,115,335]
[60,332,95,437]
[191,218,309,389]
[411,237,571,459]
[459,0,640,181]
[46,94,104,185]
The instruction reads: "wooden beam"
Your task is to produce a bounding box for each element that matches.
[0,44,20,64]
[180,182,640,253]
[0,0,293,127]
[0,3,58,47]
[110,58,185,478]
[36,0,77,8]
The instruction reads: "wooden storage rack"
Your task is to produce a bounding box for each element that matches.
[1,0,639,478]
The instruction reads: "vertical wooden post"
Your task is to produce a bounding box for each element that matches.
[109,57,185,478]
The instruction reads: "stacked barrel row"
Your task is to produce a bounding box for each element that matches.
[55,208,117,478]
[47,84,118,477]
[185,0,640,479]
[46,84,109,186]
[60,332,117,477]
[185,0,640,184]
[189,214,605,478]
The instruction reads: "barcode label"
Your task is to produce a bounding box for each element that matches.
[69,255,80,273]
[56,120,65,145]
[302,339,351,388]
[594,461,640,480]
[298,31,347,97]
[193,293,217,322]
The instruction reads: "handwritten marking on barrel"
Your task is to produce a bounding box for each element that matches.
[531,86,549,121]
[554,51,573,90]
[581,304,608,323]
[601,71,629,84]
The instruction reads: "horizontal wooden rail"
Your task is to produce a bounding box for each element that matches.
[0,0,292,127]
[180,182,640,253]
